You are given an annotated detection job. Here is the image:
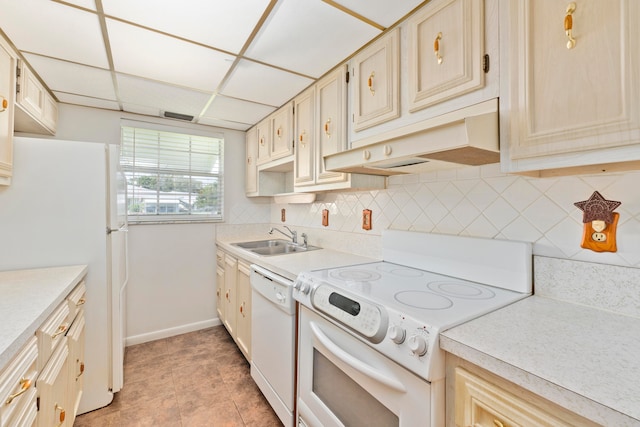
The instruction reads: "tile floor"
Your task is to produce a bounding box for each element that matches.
[74,326,282,426]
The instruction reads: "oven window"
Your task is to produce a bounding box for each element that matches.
[313,350,399,427]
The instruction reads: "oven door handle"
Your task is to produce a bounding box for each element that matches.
[310,321,406,393]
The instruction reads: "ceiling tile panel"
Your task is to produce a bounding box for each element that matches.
[0,0,108,68]
[54,92,120,110]
[331,0,425,28]
[102,0,271,54]
[116,74,212,117]
[107,18,235,92]
[245,0,381,78]
[220,59,313,107]
[57,0,97,12]
[197,117,252,131]
[202,96,276,125]
[24,54,117,101]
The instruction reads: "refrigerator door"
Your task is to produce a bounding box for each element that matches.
[106,145,128,393]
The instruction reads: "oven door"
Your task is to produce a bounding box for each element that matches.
[297,306,442,427]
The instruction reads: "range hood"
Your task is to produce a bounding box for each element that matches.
[324,99,500,176]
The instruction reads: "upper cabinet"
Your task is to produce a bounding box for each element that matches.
[15,60,58,135]
[352,28,400,132]
[501,0,640,175]
[245,127,258,195]
[0,38,16,186]
[294,66,385,192]
[270,103,294,161]
[407,0,486,112]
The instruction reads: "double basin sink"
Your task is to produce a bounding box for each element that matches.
[232,239,320,256]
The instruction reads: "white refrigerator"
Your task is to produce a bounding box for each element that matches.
[0,137,128,414]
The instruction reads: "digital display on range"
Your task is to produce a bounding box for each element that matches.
[328,292,361,316]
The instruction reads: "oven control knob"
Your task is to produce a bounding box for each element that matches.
[388,325,406,344]
[298,282,311,295]
[408,334,429,356]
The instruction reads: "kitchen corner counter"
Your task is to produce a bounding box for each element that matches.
[0,265,88,367]
[441,296,640,426]
[216,236,380,281]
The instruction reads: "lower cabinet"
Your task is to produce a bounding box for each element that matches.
[0,337,38,427]
[216,247,252,362]
[36,342,70,427]
[451,358,599,427]
[235,261,252,360]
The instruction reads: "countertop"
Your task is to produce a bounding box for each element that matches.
[216,235,379,281]
[441,296,640,426]
[0,265,88,368]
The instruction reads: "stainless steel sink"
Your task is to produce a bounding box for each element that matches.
[232,239,320,256]
[233,239,289,249]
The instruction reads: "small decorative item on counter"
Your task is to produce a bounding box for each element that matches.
[574,191,621,252]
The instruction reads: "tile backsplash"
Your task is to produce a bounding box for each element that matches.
[261,163,640,269]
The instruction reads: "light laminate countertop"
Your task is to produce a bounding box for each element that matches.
[441,296,640,426]
[0,265,88,367]
[216,235,379,281]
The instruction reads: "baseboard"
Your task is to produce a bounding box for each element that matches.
[125,318,222,346]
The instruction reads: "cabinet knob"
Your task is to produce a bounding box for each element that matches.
[383,145,392,156]
[276,126,283,138]
[77,361,85,379]
[259,137,265,146]
[0,96,7,112]
[324,118,331,138]
[299,130,306,146]
[52,324,68,339]
[434,32,443,64]
[55,404,66,426]
[76,297,86,306]
[564,2,577,49]
[363,150,371,160]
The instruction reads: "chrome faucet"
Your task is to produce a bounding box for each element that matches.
[269,226,298,244]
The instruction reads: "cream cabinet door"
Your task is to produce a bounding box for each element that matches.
[66,312,85,426]
[216,265,225,322]
[316,66,348,185]
[256,119,271,165]
[223,254,238,337]
[294,87,315,187]
[270,103,294,160]
[235,261,252,361]
[503,0,640,172]
[0,40,15,185]
[408,0,485,112]
[245,127,258,195]
[0,338,37,427]
[37,342,70,427]
[352,28,400,131]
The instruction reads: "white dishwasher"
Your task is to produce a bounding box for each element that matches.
[250,264,296,427]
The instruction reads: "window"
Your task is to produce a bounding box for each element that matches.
[120,124,224,223]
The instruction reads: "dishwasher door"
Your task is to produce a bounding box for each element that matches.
[250,265,295,427]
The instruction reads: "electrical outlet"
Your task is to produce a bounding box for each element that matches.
[322,209,329,227]
[580,213,619,252]
[362,209,372,230]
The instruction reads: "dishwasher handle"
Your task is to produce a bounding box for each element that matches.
[251,264,293,287]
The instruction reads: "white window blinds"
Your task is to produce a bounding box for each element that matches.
[121,125,224,222]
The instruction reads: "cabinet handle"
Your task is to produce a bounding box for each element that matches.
[225,290,229,301]
[55,404,66,426]
[0,96,7,112]
[247,156,252,165]
[240,302,245,317]
[434,32,443,64]
[324,118,331,138]
[367,71,375,95]
[52,324,68,339]
[564,2,577,49]
[299,130,306,146]
[5,378,32,404]
[216,289,220,297]
[77,361,85,379]
[363,150,371,160]
[276,126,283,138]
[76,297,86,306]
[259,136,265,146]
[493,420,505,427]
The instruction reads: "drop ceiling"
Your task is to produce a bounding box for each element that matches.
[0,0,426,131]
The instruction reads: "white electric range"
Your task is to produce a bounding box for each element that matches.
[293,230,532,427]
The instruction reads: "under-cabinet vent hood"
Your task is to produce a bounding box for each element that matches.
[324,99,500,176]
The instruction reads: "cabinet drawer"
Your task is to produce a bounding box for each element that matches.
[0,337,37,427]
[36,302,70,371]
[66,280,86,325]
